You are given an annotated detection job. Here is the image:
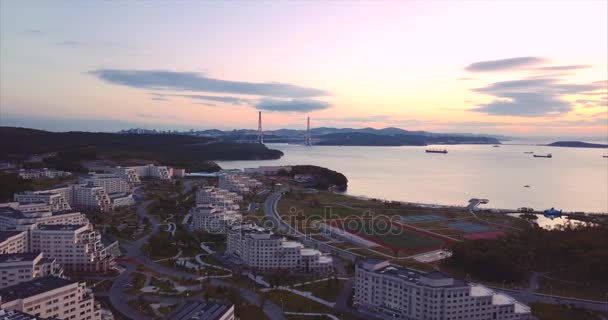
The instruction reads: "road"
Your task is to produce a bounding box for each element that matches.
[108,184,286,320]
[263,190,362,262]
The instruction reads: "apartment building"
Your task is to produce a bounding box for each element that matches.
[0,204,88,232]
[166,301,235,320]
[14,192,71,212]
[0,252,63,289]
[18,169,72,180]
[191,205,241,234]
[0,276,100,320]
[218,174,262,194]
[15,184,111,213]
[111,167,140,185]
[195,187,242,210]
[0,231,28,254]
[226,223,332,272]
[29,225,114,274]
[353,259,531,320]
[0,309,51,320]
[130,164,172,180]
[79,174,130,195]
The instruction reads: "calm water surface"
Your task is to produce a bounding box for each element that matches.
[217,143,608,213]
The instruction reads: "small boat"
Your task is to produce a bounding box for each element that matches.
[493,145,500,148]
[533,154,552,158]
[524,185,530,188]
[426,149,448,154]
[524,151,534,154]
[604,155,608,158]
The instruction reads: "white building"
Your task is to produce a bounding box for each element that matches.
[226,223,332,273]
[107,193,135,208]
[0,231,28,254]
[0,276,100,320]
[0,252,63,289]
[130,164,172,180]
[80,173,130,195]
[354,259,531,320]
[29,225,114,274]
[218,174,262,195]
[191,205,241,234]
[15,184,112,213]
[14,192,71,212]
[195,187,242,210]
[111,167,141,185]
[0,204,88,231]
[18,168,72,180]
[172,168,186,178]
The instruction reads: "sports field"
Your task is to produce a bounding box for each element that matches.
[329,218,445,251]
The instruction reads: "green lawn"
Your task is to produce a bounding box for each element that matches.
[336,218,444,250]
[296,278,346,302]
[531,303,607,320]
[266,290,364,320]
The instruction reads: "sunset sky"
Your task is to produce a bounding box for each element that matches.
[1,1,607,137]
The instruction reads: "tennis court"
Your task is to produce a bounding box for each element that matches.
[448,222,491,234]
[400,214,445,223]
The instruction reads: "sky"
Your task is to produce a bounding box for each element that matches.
[1,1,607,138]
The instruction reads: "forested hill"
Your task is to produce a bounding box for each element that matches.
[315,132,500,146]
[0,127,283,172]
[547,141,608,148]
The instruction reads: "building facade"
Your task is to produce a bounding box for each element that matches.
[226,223,332,272]
[29,225,114,274]
[0,204,88,232]
[15,184,111,213]
[191,205,241,234]
[195,187,242,210]
[0,231,28,255]
[80,174,130,195]
[0,276,100,320]
[218,174,262,194]
[354,259,531,320]
[18,169,72,180]
[0,252,63,289]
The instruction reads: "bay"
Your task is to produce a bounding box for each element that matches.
[217,143,608,213]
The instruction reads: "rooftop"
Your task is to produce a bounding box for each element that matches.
[36,224,86,231]
[0,252,42,264]
[164,301,233,320]
[0,231,25,242]
[361,260,465,288]
[0,276,76,301]
[0,309,57,320]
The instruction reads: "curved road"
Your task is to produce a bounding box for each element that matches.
[109,185,286,320]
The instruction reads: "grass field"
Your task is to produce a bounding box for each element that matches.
[531,303,607,320]
[296,278,346,302]
[330,218,445,251]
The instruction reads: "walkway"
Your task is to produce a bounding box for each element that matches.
[108,186,286,320]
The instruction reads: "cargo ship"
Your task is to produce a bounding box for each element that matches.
[426,149,448,154]
[533,154,552,158]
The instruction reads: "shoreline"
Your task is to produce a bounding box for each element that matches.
[339,191,607,216]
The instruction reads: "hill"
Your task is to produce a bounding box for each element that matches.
[315,132,500,146]
[0,127,283,172]
[547,141,608,148]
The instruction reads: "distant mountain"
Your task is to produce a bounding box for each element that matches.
[547,141,608,148]
[0,127,283,172]
[316,132,500,146]
[117,126,509,144]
